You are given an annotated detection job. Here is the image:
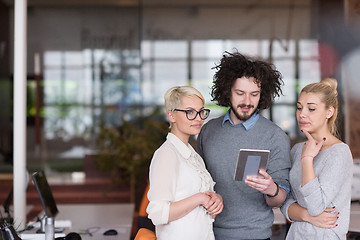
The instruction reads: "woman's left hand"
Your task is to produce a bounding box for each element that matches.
[307,207,339,228]
[204,192,223,218]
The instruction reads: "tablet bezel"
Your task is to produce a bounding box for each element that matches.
[234,149,270,181]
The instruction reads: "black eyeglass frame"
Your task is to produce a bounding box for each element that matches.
[173,108,210,120]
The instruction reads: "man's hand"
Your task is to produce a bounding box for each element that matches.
[244,169,277,196]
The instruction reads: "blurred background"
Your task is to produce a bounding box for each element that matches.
[0,0,360,224]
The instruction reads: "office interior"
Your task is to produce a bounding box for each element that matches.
[0,0,360,239]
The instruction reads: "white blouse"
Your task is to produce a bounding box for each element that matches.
[147,133,215,240]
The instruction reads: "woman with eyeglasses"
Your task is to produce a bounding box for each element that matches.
[147,86,223,240]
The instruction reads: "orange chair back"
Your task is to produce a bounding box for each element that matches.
[139,182,150,217]
[134,228,156,240]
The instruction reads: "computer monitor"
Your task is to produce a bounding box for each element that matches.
[32,171,59,217]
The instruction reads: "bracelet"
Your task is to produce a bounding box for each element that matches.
[301,155,314,159]
[267,182,279,198]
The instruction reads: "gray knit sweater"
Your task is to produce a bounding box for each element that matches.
[197,115,291,240]
[281,142,353,240]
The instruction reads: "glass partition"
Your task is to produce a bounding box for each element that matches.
[1,2,322,174]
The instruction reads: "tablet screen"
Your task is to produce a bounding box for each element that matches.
[234,149,270,181]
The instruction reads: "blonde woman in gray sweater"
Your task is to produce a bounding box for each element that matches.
[281,78,353,240]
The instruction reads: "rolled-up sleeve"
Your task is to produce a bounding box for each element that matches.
[146,146,179,225]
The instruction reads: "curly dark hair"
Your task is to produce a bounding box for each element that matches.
[211,50,283,110]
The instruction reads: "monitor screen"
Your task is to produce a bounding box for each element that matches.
[32,171,59,217]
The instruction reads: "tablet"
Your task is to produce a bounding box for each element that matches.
[234,149,270,181]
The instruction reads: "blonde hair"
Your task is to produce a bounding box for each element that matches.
[164,86,205,128]
[301,78,339,136]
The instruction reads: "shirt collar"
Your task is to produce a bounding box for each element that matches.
[222,109,260,131]
[167,132,192,159]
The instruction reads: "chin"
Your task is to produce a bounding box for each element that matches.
[191,128,201,135]
[240,115,251,121]
[191,130,201,136]
[240,110,256,120]
[300,127,313,134]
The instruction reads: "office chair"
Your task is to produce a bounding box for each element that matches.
[138,182,155,231]
[134,228,156,240]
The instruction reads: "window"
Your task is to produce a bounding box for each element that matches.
[142,39,321,137]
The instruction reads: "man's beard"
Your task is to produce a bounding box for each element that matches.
[230,104,256,122]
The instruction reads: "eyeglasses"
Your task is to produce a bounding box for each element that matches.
[174,108,210,120]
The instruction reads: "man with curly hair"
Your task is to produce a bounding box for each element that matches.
[197,50,291,240]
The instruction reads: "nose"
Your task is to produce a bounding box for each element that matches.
[244,94,251,105]
[298,109,306,119]
[194,112,203,121]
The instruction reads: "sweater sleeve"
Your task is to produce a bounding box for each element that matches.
[279,143,301,221]
[280,191,297,222]
[147,145,179,225]
[266,129,291,190]
[299,145,353,216]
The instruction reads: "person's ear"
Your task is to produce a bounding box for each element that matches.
[167,111,176,123]
[326,106,335,119]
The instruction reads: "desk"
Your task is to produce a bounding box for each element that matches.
[273,208,286,225]
[21,203,134,240]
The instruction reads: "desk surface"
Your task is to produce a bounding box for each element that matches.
[21,203,134,240]
[273,208,286,225]
[56,203,134,229]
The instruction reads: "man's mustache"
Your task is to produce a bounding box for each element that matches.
[237,104,254,109]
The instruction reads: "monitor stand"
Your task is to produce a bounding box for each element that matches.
[36,215,64,234]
